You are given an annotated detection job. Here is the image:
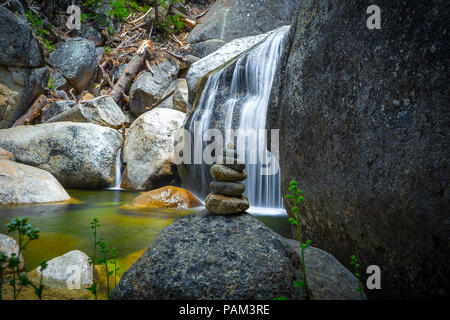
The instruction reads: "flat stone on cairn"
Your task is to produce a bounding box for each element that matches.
[205,143,249,215]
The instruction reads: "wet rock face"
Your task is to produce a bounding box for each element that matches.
[111,211,302,300]
[267,0,449,298]
[129,186,202,209]
[0,160,70,205]
[186,29,277,104]
[186,0,299,57]
[0,123,123,189]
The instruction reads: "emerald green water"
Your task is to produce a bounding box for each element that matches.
[0,190,291,273]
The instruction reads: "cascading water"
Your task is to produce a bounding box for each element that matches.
[180,26,289,215]
[109,148,123,191]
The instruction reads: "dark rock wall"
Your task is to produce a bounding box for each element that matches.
[268,0,449,299]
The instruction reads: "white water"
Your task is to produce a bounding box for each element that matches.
[181,26,290,213]
[109,148,123,191]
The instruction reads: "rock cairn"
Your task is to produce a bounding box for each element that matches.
[205,143,249,215]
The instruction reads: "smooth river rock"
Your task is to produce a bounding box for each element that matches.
[0,160,70,205]
[129,186,202,209]
[210,164,247,182]
[121,108,185,191]
[36,250,93,289]
[0,123,123,189]
[267,0,449,299]
[111,211,302,300]
[205,193,249,215]
[210,181,245,197]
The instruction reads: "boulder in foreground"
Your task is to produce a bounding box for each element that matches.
[111,211,302,300]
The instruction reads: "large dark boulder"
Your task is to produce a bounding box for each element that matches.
[0,6,43,68]
[267,0,449,299]
[111,211,302,300]
[186,0,299,57]
[48,38,97,91]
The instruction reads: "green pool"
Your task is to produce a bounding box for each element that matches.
[0,190,291,274]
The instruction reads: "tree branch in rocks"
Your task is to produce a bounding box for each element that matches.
[109,40,152,104]
[12,95,49,127]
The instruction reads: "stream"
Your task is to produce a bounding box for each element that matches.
[0,190,291,272]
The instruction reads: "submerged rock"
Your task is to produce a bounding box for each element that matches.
[0,234,24,273]
[130,186,202,209]
[111,211,302,300]
[205,193,249,215]
[45,96,125,129]
[36,250,93,289]
[0,123,123,189]
[0,160,70,205]
[121,108,185,191]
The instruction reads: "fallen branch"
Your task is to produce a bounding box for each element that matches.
[110,40,152,104]
[146,89,175,110]
[130,7,153,24]
[12,95,49,127]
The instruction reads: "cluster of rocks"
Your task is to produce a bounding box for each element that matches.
[205,143,249,215]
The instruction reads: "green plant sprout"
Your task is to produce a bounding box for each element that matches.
[0,251,7,300]
[109,247,120,289]
[351,254,364,299]
[3,217,48,300]
[86,217,119,300]
[87,217,100,300]
[285,180,311,300]
[98,238,112,298]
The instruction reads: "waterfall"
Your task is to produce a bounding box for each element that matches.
[109,148,123,191]
[180,26,289,215]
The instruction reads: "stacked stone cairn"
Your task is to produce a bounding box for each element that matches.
[205,143,249,215]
